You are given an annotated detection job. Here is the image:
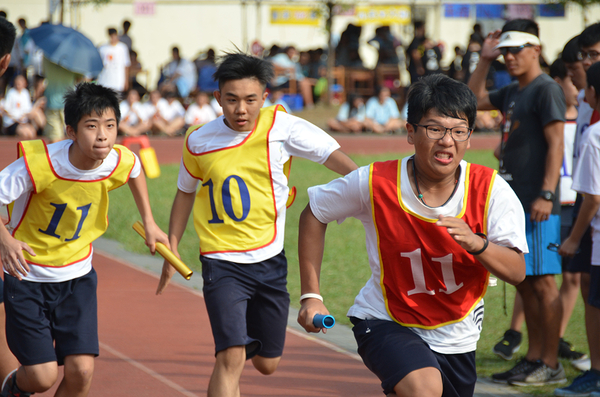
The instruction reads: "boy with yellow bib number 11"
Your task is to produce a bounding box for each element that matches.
[155,52,357,397]
[0,82,170,397]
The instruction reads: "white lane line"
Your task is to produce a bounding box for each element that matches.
[99,342,198,397]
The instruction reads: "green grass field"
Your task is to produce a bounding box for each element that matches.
[105,149,587,396]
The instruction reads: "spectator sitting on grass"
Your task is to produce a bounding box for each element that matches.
[327,94,366,134]
[364,86,404,134]
[147,89,185,136]
[119,88,150,136]
[1,74,45,139]
[184,91,217,128]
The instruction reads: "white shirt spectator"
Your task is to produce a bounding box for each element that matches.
[185,103,216,126]
[120,100,148,126]
[97,41,131,92]
[157,99,185,122]
[2,87,32,128]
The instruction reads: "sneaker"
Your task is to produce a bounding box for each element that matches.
[493,329,522,360]
[492,358,539,384]
[509,361,567,387]
[0,369,31,397]
[559,338,588,361]
[573,358,593,372]
[554,371,600,396]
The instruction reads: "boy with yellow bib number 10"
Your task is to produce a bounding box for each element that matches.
[0,82,170,397]
[155,52,357,397]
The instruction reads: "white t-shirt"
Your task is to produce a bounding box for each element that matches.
[157,99,185,122]
[97,41,131,92]
[2,88,32,127]
[573,89,596,174]
[307,157,528,354]
[178,112,341,263]
[185,103,217,126]
[119,100,147,126]
[0,140,141,282]
[571,121,600,265]
[561,120,577,205]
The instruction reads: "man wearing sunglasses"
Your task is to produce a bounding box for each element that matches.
[469,19,567,387]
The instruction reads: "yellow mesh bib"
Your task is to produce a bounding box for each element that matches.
[183,105,287,254]
[12,140,135,267]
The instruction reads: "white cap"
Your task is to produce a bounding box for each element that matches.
[495,31,540,49]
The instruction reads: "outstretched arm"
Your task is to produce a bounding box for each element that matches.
[297,204,331,333]
[156,188,195,294]
[436,215,526,285]
[128,174,170,254]
[560,193,600,257]
[322,149,358,176]
[468,30,502,110]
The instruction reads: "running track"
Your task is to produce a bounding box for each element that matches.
[0,135,527,396]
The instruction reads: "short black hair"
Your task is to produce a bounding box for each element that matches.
[64,82,121,132]
[501,19,539,37]
[107,27,117,36]
[580,22,600,49]
[562,35,581,64]
[550,58,568,80]
[406,74,477,129]
[586,62,600,99]
[0,17,16,57]
[213,52,274,91]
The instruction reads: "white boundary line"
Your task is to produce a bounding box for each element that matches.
[99,342,198,397]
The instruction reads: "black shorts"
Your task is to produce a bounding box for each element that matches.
[589,266,600,309]
[201,251,290,359]
[350,317,477,396]
[4,123,19,136]
[562,225,593,273]
[3,269,99,366]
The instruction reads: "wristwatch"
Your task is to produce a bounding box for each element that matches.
[540,190,556,201]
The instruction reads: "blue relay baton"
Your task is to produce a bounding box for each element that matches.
[313,314,335,329]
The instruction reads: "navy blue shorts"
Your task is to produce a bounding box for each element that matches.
[589,266,600,309]
[3,269,99,366]
[0,276,4,304]
[350,317,477,397]
[201,250,290,359]
[563,226,593,273]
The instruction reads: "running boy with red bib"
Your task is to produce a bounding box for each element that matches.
[297,74,527,397]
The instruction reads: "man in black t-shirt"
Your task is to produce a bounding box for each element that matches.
[468,19,567,387]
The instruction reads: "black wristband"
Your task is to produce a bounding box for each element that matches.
[467,232,489,255]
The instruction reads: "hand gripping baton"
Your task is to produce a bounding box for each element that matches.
[132,221,193,280]
[313,314,335,329]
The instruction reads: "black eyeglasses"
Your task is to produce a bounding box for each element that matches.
[411,124,472,142]
[499,44,534,57]
[581,50,600,61]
